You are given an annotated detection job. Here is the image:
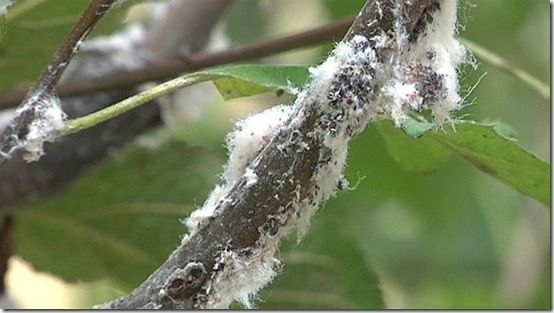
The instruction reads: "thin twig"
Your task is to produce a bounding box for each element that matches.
[0,16,355,109]
[0,0,117,165]
[24,0,117,97]
[461,38,550,101]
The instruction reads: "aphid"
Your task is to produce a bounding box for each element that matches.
[318,147,333,166]
[290,130,300,141]
[337,178,348,191]
[426,49,436,60]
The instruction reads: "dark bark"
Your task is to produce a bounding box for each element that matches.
[99,0,441,309]
[0,0,118,166]
[0,16,354,109]
[0,0,229,211]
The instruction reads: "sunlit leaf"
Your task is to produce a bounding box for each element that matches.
[399,117,549,205]
[206,64,309,100]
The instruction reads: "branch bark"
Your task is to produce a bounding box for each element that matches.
[0,2,355,213]
[0,0,118,165]
[0,16,354,109]
[0,0,229,212]
[99,0,448,309]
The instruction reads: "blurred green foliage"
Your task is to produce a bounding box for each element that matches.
[3,0,550,309]
[0,0,146,89]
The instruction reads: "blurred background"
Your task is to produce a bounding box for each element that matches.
[0,0,550,309]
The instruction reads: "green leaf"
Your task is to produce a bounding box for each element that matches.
[398,117,549,206]
[205,64,309,100]
[14,134,225,290]
[204,64,548,205]
[376,121,451,174]
[431,121,550,206]
[257,206,383,309]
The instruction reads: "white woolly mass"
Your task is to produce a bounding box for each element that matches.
[384,0,466,125]
[179,0,464,308]
[223,104,293,183]
[243,167,258,187]
[14,94,66,162]
[203,248,279,309]
[183,184,228,238]
[183,105,292,237]
[0,0,14,16]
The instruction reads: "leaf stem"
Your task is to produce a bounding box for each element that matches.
[62,73,216,136]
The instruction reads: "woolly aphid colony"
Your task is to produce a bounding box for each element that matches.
[0,0,67,161]
[0,92,66,162]
[179,0,466,308]
[0,2,153,162]
[4,0,465,308]
[15,93,66,161]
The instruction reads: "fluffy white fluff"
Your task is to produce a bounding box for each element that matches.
[224,105,293,183]
[179,0,464,308]
[0,0,13,16]
[203,248,279,309]
[385,0,466,124]
[13,94,66,161]
[183,105,292,238]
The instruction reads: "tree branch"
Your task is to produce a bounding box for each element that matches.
[460,38,549,101]
[0,0,230,212]
[0,0,117,165]
[27,0,118,96]
[99,0,461,309]
[0,16,355,109]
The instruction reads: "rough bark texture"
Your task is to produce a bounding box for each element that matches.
[99,0,446,309]
[0,0,229,212]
